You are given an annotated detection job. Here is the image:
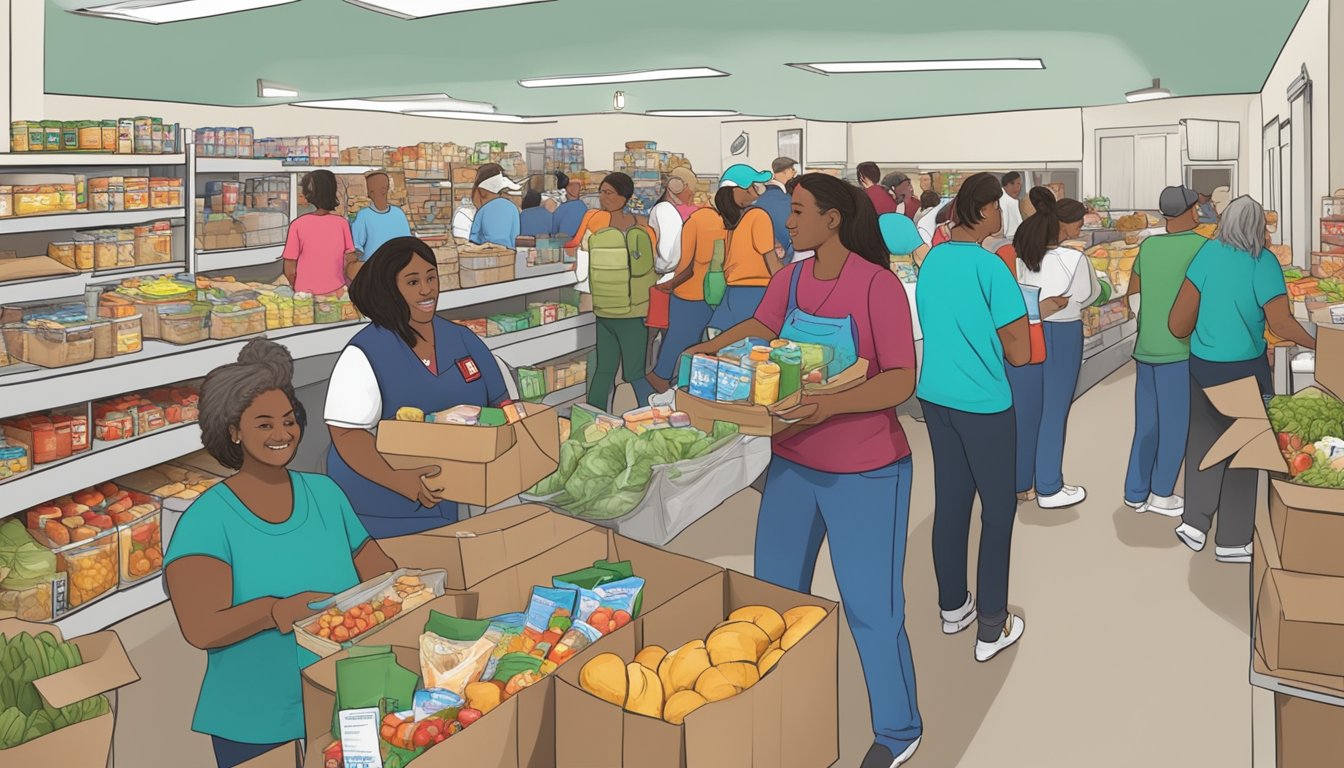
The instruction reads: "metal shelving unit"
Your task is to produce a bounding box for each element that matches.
[0,153,185,167]
[0,208,186,236]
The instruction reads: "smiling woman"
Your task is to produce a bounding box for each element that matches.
[163,338,397,768]
[325,236,511,538]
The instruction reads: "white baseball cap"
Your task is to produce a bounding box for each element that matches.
[478,173,522,195]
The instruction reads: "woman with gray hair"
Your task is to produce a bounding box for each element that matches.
[1168,196,1315,563]
[163,338,397,768]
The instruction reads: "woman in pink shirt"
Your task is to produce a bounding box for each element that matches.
[282,170,357,295]
[683,174,922,768]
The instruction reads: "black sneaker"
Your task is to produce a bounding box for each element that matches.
[860,738,921,768]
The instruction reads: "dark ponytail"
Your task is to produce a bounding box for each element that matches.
[714,186,747,230]
[1014,186,1086,272]
[792,173,889,268]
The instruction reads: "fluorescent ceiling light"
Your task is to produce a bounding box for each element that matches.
[647,110,739,117]
[1125,78,1172,103]
[295,94,496,114]
[73,0,296,23]
[519,67,728,88]
[407,111,555,124]
[344,0,552,18]
[257,79,297,98]
[791,58,1044,74]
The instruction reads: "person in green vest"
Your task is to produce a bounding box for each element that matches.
[566,172,658,410]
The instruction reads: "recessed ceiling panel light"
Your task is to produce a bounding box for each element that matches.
[73,0,297,24]
[1125,78,1172,102]
[790,58,1044,75]
[257,79,298,98]
[295,94,497,114]
[344,0,553,18]
[519,67,728,88]
[647,110,740,117]
[407,111,555,124]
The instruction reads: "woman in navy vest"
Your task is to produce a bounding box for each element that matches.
[324,237,509,537]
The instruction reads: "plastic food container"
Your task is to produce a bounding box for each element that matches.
[116,501,163,584]
[0,443,30,478]
[157,304,210,345]
[1,322,97,368]
[110,314,143,355]
[0,575,66,621]
[90,318,114,359]
[294,568,448,658]
[314,296,343,325]
[54,528,119,610]
[209,305,265,340]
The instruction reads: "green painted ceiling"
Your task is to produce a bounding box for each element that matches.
[44,0,1308,122]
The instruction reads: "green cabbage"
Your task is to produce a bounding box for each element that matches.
[0,522,56,591]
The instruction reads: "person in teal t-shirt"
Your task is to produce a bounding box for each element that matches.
[1168,196,1315,564]
[164,339,397,768]
[352,171,412,262]
[915,173,1032,664]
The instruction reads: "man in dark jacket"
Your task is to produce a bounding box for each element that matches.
[754,157,799,262]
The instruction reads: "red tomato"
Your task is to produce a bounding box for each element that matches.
[1278,433,1292,452]
[458,708,483,726]
[612,610,631,629]
[1292,452,1313,476]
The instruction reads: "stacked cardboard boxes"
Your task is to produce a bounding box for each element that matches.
[1206,325,1344,765]
[457,242,516,287]
[405,180,454,235]
[421,235,459,291]
[542,138,585,174]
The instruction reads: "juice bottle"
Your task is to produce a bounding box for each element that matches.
[753,362,781,406]
[770,344,803,398]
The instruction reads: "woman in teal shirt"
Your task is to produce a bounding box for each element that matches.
[165,339,397,768]
[1168,196,1315,563]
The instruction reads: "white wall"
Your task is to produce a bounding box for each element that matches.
[849,108,1084,166]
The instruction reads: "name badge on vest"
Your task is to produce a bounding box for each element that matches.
[456,356,482,382]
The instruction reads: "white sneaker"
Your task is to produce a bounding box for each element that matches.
[891,737,921,767]
[1144,494,1185,518]
[1176,523,1207,552]
[1124,498,1147,511]
[860,738,921,768]
[1038,485,1086,509]
[975,614,1026,663]
[648,389,677,409]
[1215,543,1253,564]
[941,592,976,635]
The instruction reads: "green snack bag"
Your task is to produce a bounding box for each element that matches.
[424,611,491,642]
[479,408,508,427]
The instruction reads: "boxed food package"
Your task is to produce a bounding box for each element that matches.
[375,406,561,508]
[678,358,869,437]
[1275,693,1344,768]
[0,618,141,767]
[555,569,839,768]
[2,411,88,464]
[295,569,462,658]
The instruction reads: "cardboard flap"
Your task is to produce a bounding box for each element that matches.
[1200,377,1286,472]
[518,408,562,465]
[1205,376,1273,420]
[33,631,140,708]
[1315,325,1344,398]
[1272,570,1344,625]
[1270,478,1344,516]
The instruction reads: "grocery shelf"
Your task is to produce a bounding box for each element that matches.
[193,244,284,272]
[540,382,588,408]
[0,423,203,516]
[196,158,376,174]
[437,270,577,310]
[0,261,187,305]
[488,313,595,367]
[1250,669,1344,709]
[56,574,167,639]
[0,208,186,236]
[0,153,185,167]
[1077,319,1137,397]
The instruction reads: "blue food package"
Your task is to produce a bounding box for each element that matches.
[688,354,719,399]
[716,359,753,403]
[412,688,463,721]
[677,352,695,389]
[716,337,768,365]
[523,586,578,641]
[554,576,645,624]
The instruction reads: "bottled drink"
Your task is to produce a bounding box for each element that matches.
[704,239,727,307]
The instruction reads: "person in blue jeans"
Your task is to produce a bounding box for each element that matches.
[1168,196,1316,563]
[1123,186,1206,516]
[164,339,397,768]
[916,173,1032,663]
[1008,188,1097,508]
[683,173,923,768]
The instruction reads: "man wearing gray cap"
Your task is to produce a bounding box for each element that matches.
[881,172,919,220]
[1122,185,1204,518]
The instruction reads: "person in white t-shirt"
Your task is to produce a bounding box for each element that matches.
[1008,187,1098,510]
[1000,172,1025,238]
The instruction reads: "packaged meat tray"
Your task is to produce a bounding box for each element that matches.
[295,568,448,658]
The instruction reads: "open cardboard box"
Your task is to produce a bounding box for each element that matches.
[678,359,869,437]
[376,406,561,508]
[554,570,840,768]
[376,504,596,591]
[0,618,141,768]
[1203,325,1344,578]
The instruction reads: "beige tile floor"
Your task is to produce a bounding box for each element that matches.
[108,363,1272,767]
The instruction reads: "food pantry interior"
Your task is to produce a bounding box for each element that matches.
[1,0,1343,766]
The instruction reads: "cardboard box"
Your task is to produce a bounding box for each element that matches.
[1275,692,1344,768]
[1258,568,1344,677]
[678,359,870,437]
[554,570,839,768]
[375,407,561,508]
[1202,326,1344,578]
[459,264,517,287]
[377,504,594,591]
[0,618,141,768]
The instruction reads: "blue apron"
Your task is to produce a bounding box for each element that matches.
[780,261,860,378]
[326,317,507,538]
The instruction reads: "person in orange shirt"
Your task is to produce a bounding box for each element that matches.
[649,164,783,388]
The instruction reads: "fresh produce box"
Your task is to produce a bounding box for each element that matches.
[0,521,64,620]
[0,619,140,766]
[377,504,593,591]
[376,404,561,508]
[295,569,451,658]
[555,570,839,768]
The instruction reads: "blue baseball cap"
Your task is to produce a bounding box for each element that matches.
[719,164,773,190]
